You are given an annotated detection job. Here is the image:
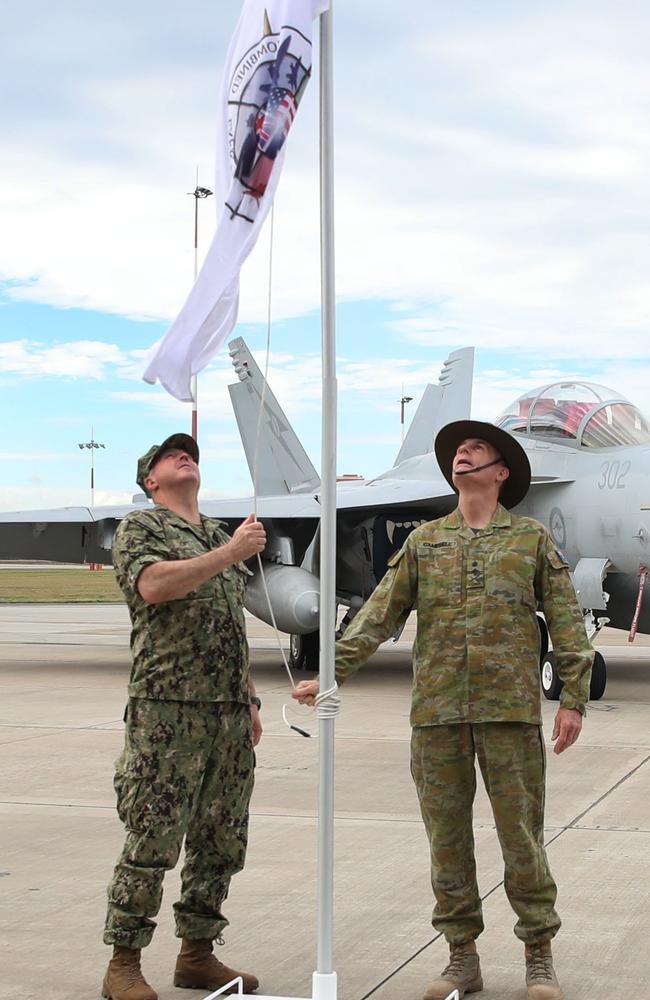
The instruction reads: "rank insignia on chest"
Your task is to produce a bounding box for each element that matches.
[467,556,485,589]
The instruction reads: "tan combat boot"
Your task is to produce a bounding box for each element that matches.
[525,941,563,1000]
[423,941,483,1000]
[102,947,158,1000]
[173,938,259,994]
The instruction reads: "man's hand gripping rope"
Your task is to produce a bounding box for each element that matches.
[283,681,340,737]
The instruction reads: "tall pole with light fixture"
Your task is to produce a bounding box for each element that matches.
[188,173,213,442]
[78,428,106,508]
[399,388,413,443]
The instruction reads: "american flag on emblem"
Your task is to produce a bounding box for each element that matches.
[256,85,298,155]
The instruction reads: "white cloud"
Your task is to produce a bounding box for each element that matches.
[0,451,73,462]
[1,1,649,365]
[0,339,127,379]
[3,1,650,515]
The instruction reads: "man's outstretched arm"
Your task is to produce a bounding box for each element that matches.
[293,543,418,704]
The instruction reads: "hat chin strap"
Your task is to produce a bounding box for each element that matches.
[454,457,504,475]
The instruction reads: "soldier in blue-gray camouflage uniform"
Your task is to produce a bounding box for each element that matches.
[294,420,593,1000]
[102,433,266,1000]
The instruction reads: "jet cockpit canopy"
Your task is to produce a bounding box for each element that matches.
[496,381,650,449]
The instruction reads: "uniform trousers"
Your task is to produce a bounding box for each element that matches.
[104,698,255,949]
[410,721,560,945]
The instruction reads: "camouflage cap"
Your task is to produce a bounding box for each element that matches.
[434,419,531,509]
[136,433,200,496]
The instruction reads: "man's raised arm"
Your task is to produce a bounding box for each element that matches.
[138,514,266,604]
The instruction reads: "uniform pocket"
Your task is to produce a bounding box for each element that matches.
[115,746,196,834]
[416,544,462,607]
[221,564,247,602]
[485,551,537,607]
[114,750,148,830]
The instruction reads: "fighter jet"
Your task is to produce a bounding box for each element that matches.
[1,340,649,703]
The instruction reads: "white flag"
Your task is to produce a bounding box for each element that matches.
[143,0,329,401]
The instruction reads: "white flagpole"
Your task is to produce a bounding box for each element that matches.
[189,171,213,442]
[314,1,337,998]
[191,166,199,441]
[206,6,339,998]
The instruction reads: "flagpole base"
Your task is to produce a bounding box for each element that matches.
[312,970,337,1000]
[199,970,338,1000]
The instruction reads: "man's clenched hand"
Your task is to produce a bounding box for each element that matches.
[292,679,320,706]
[228,514,266,562]
[250,703,263,747]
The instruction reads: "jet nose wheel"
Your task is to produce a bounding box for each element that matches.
[589,650,607,700]
[541,652,563,700]
[540,649,607,701]
[289,631,320,672]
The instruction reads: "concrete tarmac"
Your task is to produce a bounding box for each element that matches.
[1,605,649,1000]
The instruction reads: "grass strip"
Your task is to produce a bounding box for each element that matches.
[0,569,124,604]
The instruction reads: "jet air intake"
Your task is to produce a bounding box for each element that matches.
[245,562,320,635]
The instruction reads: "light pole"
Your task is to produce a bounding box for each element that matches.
[399,389,413,443]
[188,173,213,442]
[78,428,106,508]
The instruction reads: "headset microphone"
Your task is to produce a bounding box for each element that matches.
[454,458,504,476]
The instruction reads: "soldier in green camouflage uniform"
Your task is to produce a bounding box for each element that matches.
[294,420,593,1000]
[102,433,266,1000]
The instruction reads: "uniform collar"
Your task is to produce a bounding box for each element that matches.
[154,504,225,542]
[442,503,511,538]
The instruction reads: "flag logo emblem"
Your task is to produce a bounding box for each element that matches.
[143,0,322,401]
[226,20,311,222]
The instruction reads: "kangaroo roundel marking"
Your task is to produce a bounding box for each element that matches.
[549,507,567,550]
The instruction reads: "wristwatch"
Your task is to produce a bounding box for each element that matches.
[249,695,262,711]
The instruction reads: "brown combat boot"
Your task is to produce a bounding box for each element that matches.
[173,938,259,994]
[102,947,158,1000]
[525,941,563,1000]
[423,941,483,1000]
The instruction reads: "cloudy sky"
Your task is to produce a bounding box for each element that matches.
[1,0,649,511]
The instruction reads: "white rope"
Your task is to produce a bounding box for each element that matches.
[251,205,275,522]
[281,683,340,739]
[251,205,297,693]
[249,206,338,736]
[315,683,341,719]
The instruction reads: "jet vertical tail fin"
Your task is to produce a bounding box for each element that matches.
[394,347,475,464]
[228,337,320,496]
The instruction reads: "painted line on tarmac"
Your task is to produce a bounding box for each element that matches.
[358,751,650,1000]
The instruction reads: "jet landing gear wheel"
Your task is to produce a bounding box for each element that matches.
[590,650,607,700]
[540,649,607,701]
[541,652,563,701]
[537,614,549,661]
[289,631,319,672]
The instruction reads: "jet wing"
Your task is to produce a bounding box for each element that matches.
[0,504,138,524]
[0,504,148,564]
[331,473,456,513]
[201,495,321,519]
[0,471,458,565]
[0,494,324,565]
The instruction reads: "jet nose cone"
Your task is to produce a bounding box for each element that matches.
[293,590,320,632]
